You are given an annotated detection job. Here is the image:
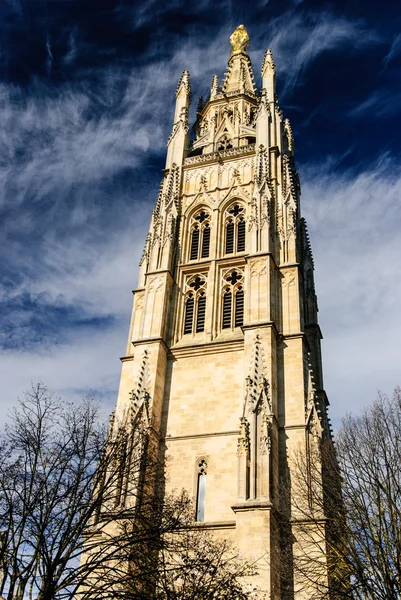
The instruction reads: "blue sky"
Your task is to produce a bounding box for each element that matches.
[0,0,400,427]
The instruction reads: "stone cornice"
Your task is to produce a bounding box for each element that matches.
[241,321,279,337]
[193,520,236,530]
[130,337,169,352]
[231,500,273,512]
[165,430,239,441]
[169,337,244,359]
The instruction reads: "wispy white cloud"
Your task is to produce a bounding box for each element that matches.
[0,325,125,421]
[382,32,401,70]
[347,88,401,118]
[301,155,401,426]
[260,10,380,95]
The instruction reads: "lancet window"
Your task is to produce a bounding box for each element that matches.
[224,203,246,255]
[189,210,211,261]
[183,274,207,335]
[221,269,245,330]
[195,458,207,522]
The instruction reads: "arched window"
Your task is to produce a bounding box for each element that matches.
[201,224,210,258]
[235,287,244,328]
[225,221,234,254]
[196,292,206,332]
[237,218,246,252]
[222,290,232,329]
[190,227,200,260]
[224,203,246,255]
[184,294,194,334]
[196,459,207,522]
[221,270,244,330]
[183,275,207,336]
[189,211,211,261]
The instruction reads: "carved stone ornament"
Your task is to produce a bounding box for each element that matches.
[237,416,250,457]
[260,414,272,455]
[250,258,267,278]
[148,275,163,293]
[230,24,250,55]
[129,349,151,429]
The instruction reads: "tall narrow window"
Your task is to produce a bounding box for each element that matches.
[235,288,244,327]
[196,459,207,522]
[190,227,199,260]
[184,295,194,334]
[222,290,232,329]
[226,221,234,254]
[224,204,246,255]
[201,224,210,258]
[237,217,246,252]
[196,293,206,332]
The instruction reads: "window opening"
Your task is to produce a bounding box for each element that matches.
[195,211,209,224]
[237,218,246,252]
[196,459,207,522]
[184,295,194,334]
[229,204,244,217]
[201,224,210,259]
[190,227,199,261]
[184,276,207,336]
[222,270,244,330]
[226,221,234,254]
[196,293,206,332]
[235,287,244,328]
[224,204,245,256]
[222,290,232,329]
[189,276,205,291]
[226,270,242,285]
[190,212,211,261]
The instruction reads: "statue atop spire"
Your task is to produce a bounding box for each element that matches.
[222,25,256,95]
[230,24,250,55]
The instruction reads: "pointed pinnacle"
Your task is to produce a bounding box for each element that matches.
[176,69,191,97]
[210,74,219,98]
[196,96,204,114]
[261,48,276,76]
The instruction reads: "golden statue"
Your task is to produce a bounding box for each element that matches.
[230,24,250,55]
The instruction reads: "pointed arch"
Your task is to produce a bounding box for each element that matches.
[183,274,208,336]
[221,268,245,330]
[187,207,212,261]
[222,200,247,256]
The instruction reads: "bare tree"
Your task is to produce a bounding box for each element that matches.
[0,384,255,600]
[284,387,401,600]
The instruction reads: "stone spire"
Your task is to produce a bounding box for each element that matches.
[166,69,191,169]
[221,25,256,96]
[173,69,191,122]
[261,48,276,104]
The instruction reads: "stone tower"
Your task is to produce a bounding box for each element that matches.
[113,24,332,598]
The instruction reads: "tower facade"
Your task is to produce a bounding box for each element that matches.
[113,25,332,598]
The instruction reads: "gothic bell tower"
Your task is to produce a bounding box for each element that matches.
[113,24,332,599]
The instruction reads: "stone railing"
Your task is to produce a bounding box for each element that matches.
[184,143,256,166]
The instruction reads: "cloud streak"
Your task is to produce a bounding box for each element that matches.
[301,155,401,426]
